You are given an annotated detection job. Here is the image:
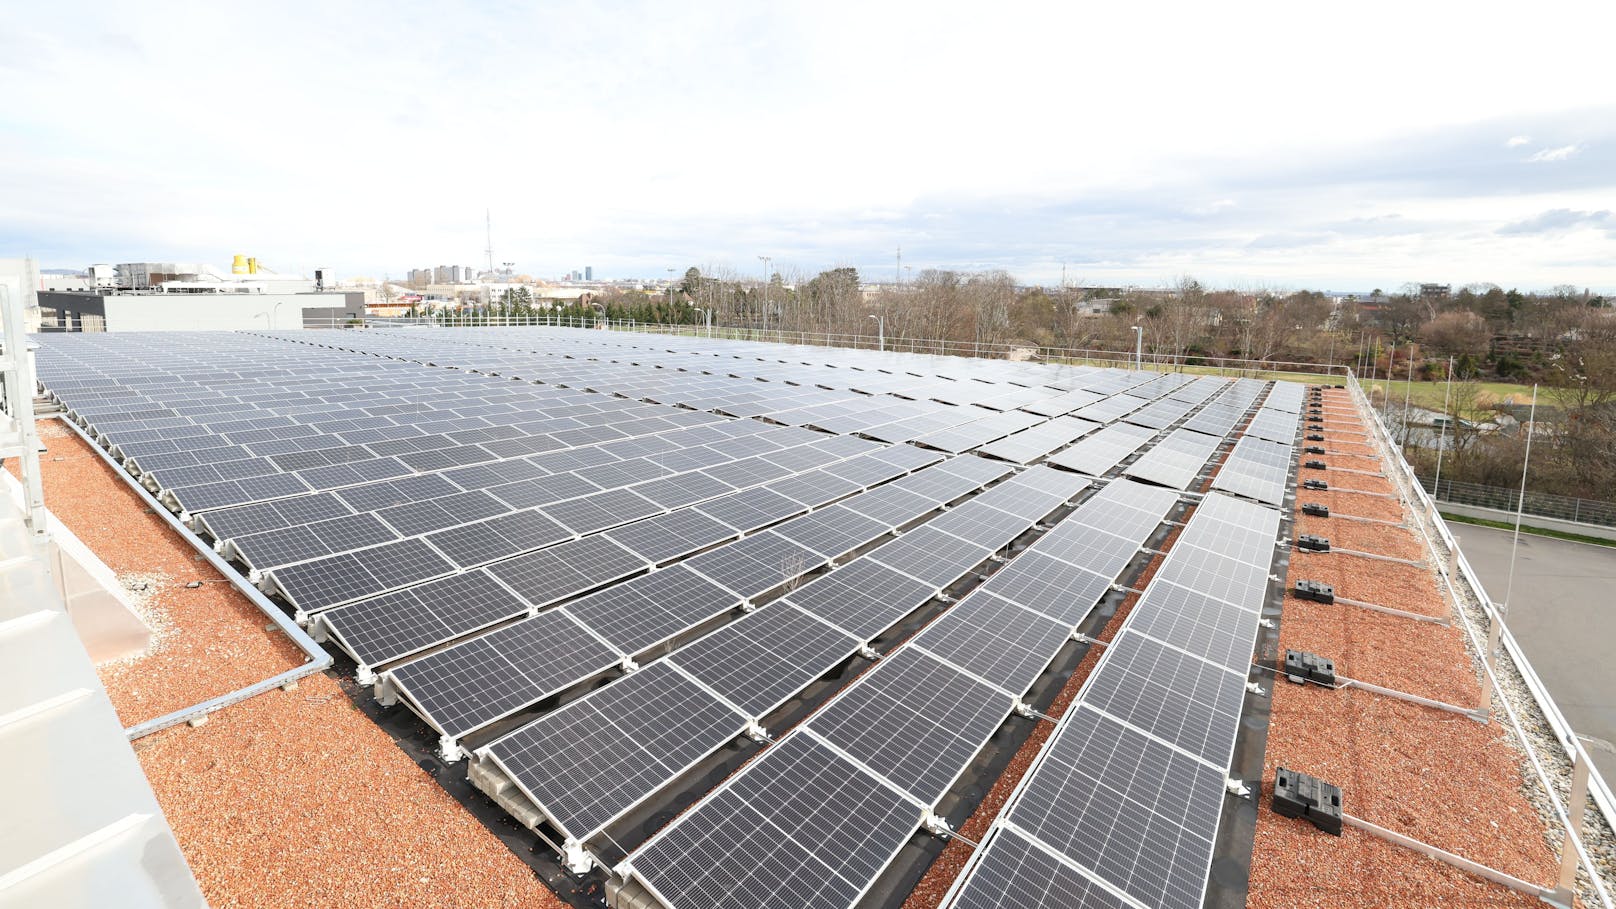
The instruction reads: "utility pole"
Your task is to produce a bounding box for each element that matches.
[896,246,902,285]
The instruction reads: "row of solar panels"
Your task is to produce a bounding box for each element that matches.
[608,381,1298,909]
[469,465,1092,848]
[372,457,1011,746]
[943,491,1286,909]
[613,477,1192,909]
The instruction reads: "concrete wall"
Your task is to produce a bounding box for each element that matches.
[101,292,311,331]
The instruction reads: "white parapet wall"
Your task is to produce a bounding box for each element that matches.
[2,471,150,664]
[0,464,204,908]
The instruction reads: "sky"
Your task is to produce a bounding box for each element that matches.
[4,0,1615,291]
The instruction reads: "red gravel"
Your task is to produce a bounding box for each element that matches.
[23,421,303,726]
[1251,392,1564,908]
[1296,514,1426,563]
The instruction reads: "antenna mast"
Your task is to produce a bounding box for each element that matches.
[485,209,495,276]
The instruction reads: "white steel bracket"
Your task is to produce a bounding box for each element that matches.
[744,718,769,742]
[921,810,953,837]
[562,838,594,875]
[439,734,465,763]
[1225,777,1250,798]
[858,643,880,660]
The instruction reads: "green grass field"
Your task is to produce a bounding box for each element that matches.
[1363,378,1536,413]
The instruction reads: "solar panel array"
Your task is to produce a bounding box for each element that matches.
[623,478,1184,909]
[476,465,1083,844]
[941,489,1288,909]
[1212,383,1305,505]
[31,326,1309,909]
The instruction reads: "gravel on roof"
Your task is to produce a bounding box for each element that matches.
[1249,388,1565,908]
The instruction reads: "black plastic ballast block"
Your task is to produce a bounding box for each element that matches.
[1295,579,1335,603]
[1297,534,1331,553]
[1273,767,1343,836]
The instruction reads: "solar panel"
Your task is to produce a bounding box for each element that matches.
[229,511,398,569]
[1243,406,1300,444]
[480,661,745,839]
[1122,428,1221,490]
[268,537,455,613]
[319,569,527,667]
[1005,704,1226,909]
[1210,434,1293,505]
[974,416,1099,464]
[783,559,939,641]
[683,532,824,599]
[1079,631,1248,765]
[670,601,860,717]
[1124,579,1260,672]
[1046,422,1155,476]
[769,505,889,556]
[600,508,739,564]
[975,552,1112,626]
[694,487,806,533]
[630,733,920,909]
[910,591,1071,696]
[424,508,574,568]
[868,526,994,588]
[946,827,1134,909]
[541,488,662,535]
[807,647,1009,804]
[485,534,647,607]
[386,608,620,738]
[375,489,509,536]
[564,564,741,655]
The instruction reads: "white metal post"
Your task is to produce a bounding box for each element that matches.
[0,285,48,536]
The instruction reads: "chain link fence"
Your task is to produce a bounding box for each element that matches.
[1418,474,1616,528]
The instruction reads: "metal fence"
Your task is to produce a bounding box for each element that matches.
[1418,474,1616,528]
[288,316,1346,384]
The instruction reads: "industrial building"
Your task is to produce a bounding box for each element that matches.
[1,313,1611,909]
[29,256,362,331]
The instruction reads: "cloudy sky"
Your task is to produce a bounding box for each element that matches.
[5,0,1615,290]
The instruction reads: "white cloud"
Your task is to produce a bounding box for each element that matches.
[4,0,1616,290]
[1506,135,1532,147]
[1527,144,1583,163]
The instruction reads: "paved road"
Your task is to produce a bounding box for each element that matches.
[1456,524,1616,785]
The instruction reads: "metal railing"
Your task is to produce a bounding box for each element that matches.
[1349,367,1614,906]
[1418,474,1616,529]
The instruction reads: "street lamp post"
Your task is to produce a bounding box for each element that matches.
[1130,325,1143,370]
[701,308,712,337]
[757,255,772,332]
[868,314,884,352]
[272,301,286,330]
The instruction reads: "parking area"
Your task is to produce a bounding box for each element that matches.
[1456,523,1616,785]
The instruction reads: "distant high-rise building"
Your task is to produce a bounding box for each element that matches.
[585,266,593,281]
